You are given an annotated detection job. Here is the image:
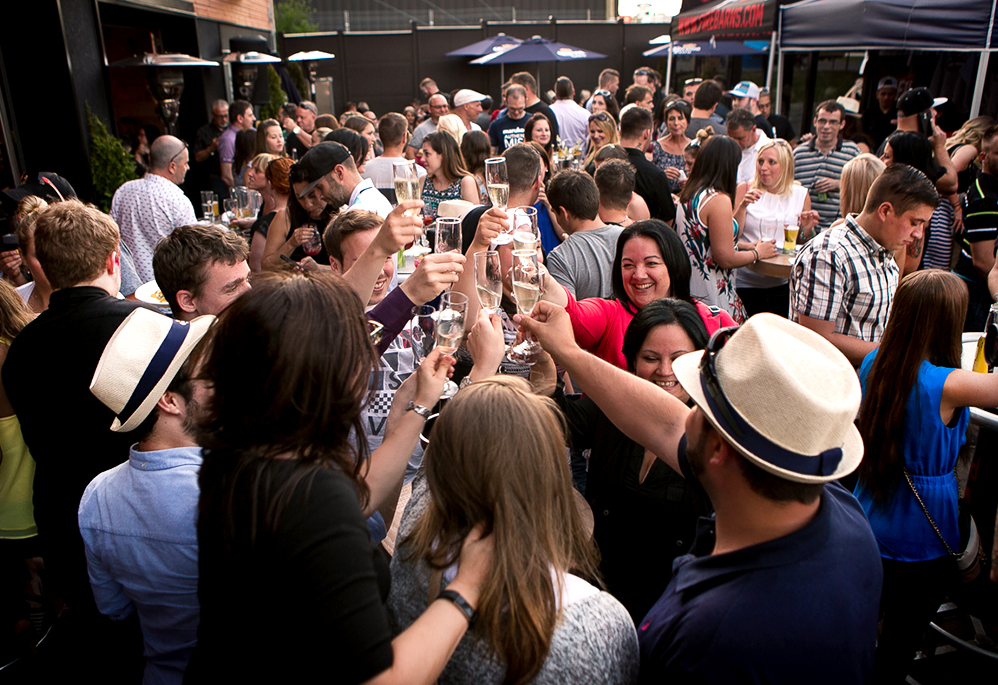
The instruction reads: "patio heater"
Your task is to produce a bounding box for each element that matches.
[287,51,336,102]
[108,53,219,136]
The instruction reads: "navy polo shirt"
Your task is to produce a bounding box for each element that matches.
[637,454,882,684]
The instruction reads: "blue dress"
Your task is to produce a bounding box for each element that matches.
[854,353,969,561]
[534,200,560,254]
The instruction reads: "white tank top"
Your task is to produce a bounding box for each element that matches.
[736,184,808,289]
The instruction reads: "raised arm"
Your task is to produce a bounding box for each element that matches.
[343,201,424,302]
[517,301,690,475]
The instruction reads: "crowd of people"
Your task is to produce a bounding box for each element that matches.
[1,62,997,685]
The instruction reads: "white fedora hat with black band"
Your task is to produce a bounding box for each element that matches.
[90,309,215,432]
[672,313,863,484]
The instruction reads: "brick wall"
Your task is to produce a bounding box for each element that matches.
[193,0,273,31]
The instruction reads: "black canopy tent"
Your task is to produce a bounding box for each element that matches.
[667,0,783,92]
[778,0,998,116]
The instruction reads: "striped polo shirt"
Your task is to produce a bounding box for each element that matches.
[790,215,898,345]
[793,138,861,231]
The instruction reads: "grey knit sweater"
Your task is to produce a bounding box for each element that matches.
[386,475,640,685]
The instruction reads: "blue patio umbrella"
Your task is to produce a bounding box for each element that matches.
[446,33,524,57]
[469,36,607,65]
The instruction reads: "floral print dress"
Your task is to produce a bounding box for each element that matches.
[651,140,685,193]
[679,188,747,323]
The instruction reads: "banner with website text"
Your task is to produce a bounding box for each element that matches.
[672,0,779,42]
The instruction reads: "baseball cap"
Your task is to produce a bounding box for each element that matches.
[454,89,487,107]
[726,81,760,100]
[877,77,898,91]
[293,142,352,197]
[835,96,861,118]
[1,172,77,213]
[896,87,947,117]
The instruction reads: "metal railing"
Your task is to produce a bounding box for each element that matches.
[315,8,597,32]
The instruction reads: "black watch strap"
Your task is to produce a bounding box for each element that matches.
[437,589,478,628]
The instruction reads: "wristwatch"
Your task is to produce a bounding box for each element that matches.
[293,126,302,136]
[405,401,432,418]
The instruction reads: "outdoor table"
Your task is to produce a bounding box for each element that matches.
[961,333,998,431]
[745,252,795,280]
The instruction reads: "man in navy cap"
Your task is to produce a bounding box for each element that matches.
[862,76,899,150]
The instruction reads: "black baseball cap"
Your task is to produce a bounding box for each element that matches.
[1,172,77,213]
[293,142,352,197]
[896,87,947,117]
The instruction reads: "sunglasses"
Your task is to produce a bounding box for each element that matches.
[169,143,188,165]
[589,112,612,123]
[635,69,655,77]
[594,89,612,97]
[699,327,743,438]
[684,78,703,86]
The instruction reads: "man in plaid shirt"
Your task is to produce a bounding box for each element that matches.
[791,165,939,366]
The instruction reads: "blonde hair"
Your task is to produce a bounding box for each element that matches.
[251,153,279,174]
[33,199,119,290]
[436,114,466,146]
[947,115,996,153]
[15,196,49,251]
[583,114,620,169]
[750,140,795,196]
[839,153,886,217]
[0,279,33,343]
[403,376,600,685]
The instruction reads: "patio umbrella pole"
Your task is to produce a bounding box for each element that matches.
[665,44,673,95]
[972,0,997,117]
[766,32,777,91]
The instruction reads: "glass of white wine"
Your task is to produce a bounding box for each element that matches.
[435,291,468,399]
[485,157,512,245]
[394,159,428,250]
[508,249,544,361]
[512,206,539,252]
[474,250,502,313]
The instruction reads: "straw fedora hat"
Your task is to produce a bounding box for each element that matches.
[672,313,863,484]
[90,309,215,432]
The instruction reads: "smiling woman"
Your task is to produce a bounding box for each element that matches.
[542,219,736,371]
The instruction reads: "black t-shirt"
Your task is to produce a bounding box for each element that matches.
[862,106,897,151]
[767,113,796,142]
[754,113,775,140]
[461,205,488,255]
[286,130,310,161]
[187,459,393,683]
[193,123,225,176]
[488,113,530,154]
[624,147,677,223]
[525,101,560,142]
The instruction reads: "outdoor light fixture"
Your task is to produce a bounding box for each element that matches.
[109,53,219,136]
[222,51,282,102]
[287,50,336,101]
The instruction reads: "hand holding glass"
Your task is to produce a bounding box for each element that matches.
[474,250,502,312]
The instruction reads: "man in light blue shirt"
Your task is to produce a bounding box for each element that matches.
[80,308,214,685]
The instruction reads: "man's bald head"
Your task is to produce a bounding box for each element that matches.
[149,135,189,184]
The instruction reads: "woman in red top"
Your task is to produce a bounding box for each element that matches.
[545,220,736,370]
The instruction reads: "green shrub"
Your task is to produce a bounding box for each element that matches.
[87,105,138,213]
[259,65,288,121]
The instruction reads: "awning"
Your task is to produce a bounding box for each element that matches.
[780,0,998,52]
[671,0,780,43]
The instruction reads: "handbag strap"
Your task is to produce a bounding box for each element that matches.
[903,468,957,558]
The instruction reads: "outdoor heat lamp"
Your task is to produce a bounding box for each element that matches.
[109,53,219,136]
[222,51,282,102]
[287,51,335,101]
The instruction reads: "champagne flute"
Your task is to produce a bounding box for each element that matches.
[394,159,427,249]
[512,206,539,252]
[474,250,502,313]
[434,217,462,254]
[410,305,437,362]
[485,158,512,245]
[435,291,468,399]
[508,249,544,361]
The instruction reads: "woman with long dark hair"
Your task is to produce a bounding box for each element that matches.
[460,130,490,202]
[388,375,638,684]
[651,100,691,192]
[557,298,711,622]
[254,119,286,157]
[420,131,479,219]
[524,113,554,170]
[260,163,334,271]
[855,269,998,684]
[678,135,778,323]
[186,271,492,684]
[543,219,736,370]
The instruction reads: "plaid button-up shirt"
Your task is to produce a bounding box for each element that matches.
[790,215,898,343]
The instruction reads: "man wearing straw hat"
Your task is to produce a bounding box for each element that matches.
[79,308,214,685]
[518,309,883,683]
